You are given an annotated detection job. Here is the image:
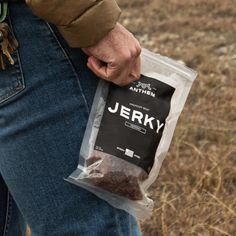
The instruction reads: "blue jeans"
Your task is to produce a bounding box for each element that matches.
[0,3,141,236]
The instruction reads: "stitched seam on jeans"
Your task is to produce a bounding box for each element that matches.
[0,8,26,106]
[8,6,26,91]
[45,22,90,116]
[2,191,12,236]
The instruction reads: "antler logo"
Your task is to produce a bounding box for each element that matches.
[129,80,156,97]
[136,82,152,90]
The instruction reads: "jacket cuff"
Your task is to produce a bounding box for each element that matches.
[57,0,121,48]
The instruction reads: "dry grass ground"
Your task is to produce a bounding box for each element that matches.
[117,0,236,235]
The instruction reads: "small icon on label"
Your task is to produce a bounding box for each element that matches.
[125,149,134,158]
[117,147,125,152]
[136,82,152,90]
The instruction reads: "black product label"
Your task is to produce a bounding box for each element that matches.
[94,75,175,173]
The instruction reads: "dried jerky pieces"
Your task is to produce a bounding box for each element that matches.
[86,152,148,200]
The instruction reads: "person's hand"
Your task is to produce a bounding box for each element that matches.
[82,23,141,86]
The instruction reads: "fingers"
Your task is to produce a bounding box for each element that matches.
[110,51,141,86]
[83,23,142,86]
[130,56,141,80]
[87,52,141,86]
[87,56,108,79]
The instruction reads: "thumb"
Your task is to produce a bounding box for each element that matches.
[87,56,108,80]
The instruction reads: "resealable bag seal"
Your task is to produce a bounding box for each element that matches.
[67,48,197,220]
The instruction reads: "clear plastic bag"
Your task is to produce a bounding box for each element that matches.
[66,48,197,220]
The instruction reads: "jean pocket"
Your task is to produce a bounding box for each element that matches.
[0,49,25,105]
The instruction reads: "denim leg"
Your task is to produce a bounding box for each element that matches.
[0,175,8,234]
[0,3,141,236]
[0,175,26,236]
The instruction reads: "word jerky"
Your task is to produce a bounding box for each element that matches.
[108,102,164,134]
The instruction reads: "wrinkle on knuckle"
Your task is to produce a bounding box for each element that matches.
[136,47,142,57]
[119,51,132,63]
[130,45,141,58]
[133,44,141,57]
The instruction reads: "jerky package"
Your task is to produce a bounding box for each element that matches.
[67,49,197,220]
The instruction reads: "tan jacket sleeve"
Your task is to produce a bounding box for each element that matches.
[26,0,121,48]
